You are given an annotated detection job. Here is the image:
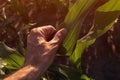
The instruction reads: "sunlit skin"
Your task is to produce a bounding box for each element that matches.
[4,25,67,80]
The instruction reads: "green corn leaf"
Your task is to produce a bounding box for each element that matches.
[58,0,102,56]
[49,65,82,80]
[70,0,120,66]
[0,42,24,69]
[80,74,93,80]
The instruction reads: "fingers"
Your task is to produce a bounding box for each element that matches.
[37,25,56,40]
[29,25,56,42]
[28,25,67,46]
[50,28,67,45]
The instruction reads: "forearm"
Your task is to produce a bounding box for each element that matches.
[4,51,54,80]
[4,65,44,80]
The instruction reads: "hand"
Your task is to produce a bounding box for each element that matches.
[25,25,67,70]
[4,25,67,80]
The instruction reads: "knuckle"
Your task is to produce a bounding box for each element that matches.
[31,28,41,33]
[40,41,46,45]
[30,28,42,36]
[31,28,37,32]
[49,42,59,48]
[40,42,51,51]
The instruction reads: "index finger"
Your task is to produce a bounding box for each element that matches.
[30,25,56,41]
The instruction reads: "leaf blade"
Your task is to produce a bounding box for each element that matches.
[70,0,120,65]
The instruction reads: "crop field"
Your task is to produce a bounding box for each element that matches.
[0,0,120,80]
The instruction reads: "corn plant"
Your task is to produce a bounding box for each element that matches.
[0,0,120,80]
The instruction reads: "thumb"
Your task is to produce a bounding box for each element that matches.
[50,28,67,45]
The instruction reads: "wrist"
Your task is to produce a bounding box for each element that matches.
[24,64,47,75]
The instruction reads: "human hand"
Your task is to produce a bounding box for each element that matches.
[24,25,67,71]
[4,25,67,80]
